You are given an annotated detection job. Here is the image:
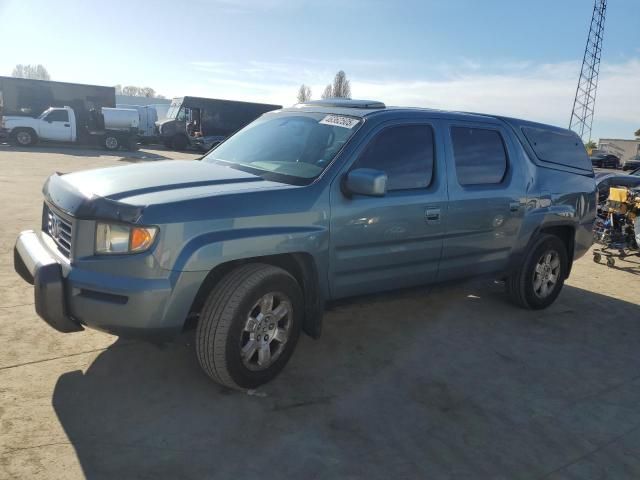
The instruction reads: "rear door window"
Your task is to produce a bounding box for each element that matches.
[353,124,435,191]
[451,127,507,185]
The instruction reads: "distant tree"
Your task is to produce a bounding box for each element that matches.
[119,85,164,98]
[321,84,333,99]
[584,140,597,153]
[331,70,351,99]
[140,87,157,98]
[12,64,50,81]
[121,85,141,96]
[296,84,312,103]
[635,128,640,138]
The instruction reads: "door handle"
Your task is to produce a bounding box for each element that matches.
[509,202,520,212]
[425,207,441,224]
[64,123,70,127]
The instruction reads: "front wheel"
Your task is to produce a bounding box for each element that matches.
[505,234,568,309]
[171,134,188,150]
[196,264,303,390]
[12,129,37,147]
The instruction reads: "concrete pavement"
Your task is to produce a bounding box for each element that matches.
[1,144,640,479]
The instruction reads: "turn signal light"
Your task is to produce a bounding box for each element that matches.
[130,227,156,252]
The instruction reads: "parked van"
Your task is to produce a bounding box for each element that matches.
[157,96,281,150]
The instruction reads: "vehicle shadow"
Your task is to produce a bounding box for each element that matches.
[594,253,640,276]
[52,281,640,479]
[0,143,172,161]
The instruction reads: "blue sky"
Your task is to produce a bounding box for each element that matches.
[1,0,638,139]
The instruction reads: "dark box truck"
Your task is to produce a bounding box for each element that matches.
[156,96,281,151]
[0,76,115,141]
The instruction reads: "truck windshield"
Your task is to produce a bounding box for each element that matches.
[202,112,362,183]
[165,100,183,120]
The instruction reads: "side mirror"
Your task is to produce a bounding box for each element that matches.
[343,168,387,197]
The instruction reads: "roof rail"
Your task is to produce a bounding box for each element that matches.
[297,99,386,109]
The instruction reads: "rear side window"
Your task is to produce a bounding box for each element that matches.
[451,127,507,185]
[522,127,591,171]
[354,125,435,191]
[46,110,69,122]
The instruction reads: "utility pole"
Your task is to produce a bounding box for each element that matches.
[569,0,607,142]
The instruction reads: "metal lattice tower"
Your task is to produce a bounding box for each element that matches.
[569,0,607,142]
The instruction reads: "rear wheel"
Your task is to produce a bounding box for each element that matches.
[104,135,120,150]
[196,264,303,390]
[505,234,568,309]
[12,129,37,147]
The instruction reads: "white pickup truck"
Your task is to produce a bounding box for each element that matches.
[0,106,140,150]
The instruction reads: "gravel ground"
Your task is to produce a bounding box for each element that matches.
[1,144,640,479]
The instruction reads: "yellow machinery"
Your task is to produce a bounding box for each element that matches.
[593,186,640,266]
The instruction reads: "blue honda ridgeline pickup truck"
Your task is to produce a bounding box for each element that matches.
[14,99,596,390]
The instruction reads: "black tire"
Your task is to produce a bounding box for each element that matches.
[104,135,120,150]
[171,134,188,150]
[11,128,37,147]
[196,264,303,390]
[505,234,568,310]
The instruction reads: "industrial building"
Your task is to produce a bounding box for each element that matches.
[597,138,640,162]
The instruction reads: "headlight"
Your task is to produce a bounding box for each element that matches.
[95,222,158,254]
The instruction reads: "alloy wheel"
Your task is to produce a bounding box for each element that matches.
[532,250,561,298]
[240,292,292,371]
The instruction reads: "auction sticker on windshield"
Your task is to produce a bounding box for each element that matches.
[320,115,360,129]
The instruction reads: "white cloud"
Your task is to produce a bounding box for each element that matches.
[184,57,640,138]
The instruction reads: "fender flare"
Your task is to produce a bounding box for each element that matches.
[173,227,329,338]
[514,220,577,278]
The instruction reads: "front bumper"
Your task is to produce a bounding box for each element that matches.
[0,128,8,140]
[14,230,83,333]
[13,230,200,341]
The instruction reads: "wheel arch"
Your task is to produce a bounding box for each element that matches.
[537,224,576,277]
[11,127,38,143]
[507,213,579,280]
[187,252,324,339]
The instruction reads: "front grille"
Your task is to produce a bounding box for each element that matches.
[44,205,73,258]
